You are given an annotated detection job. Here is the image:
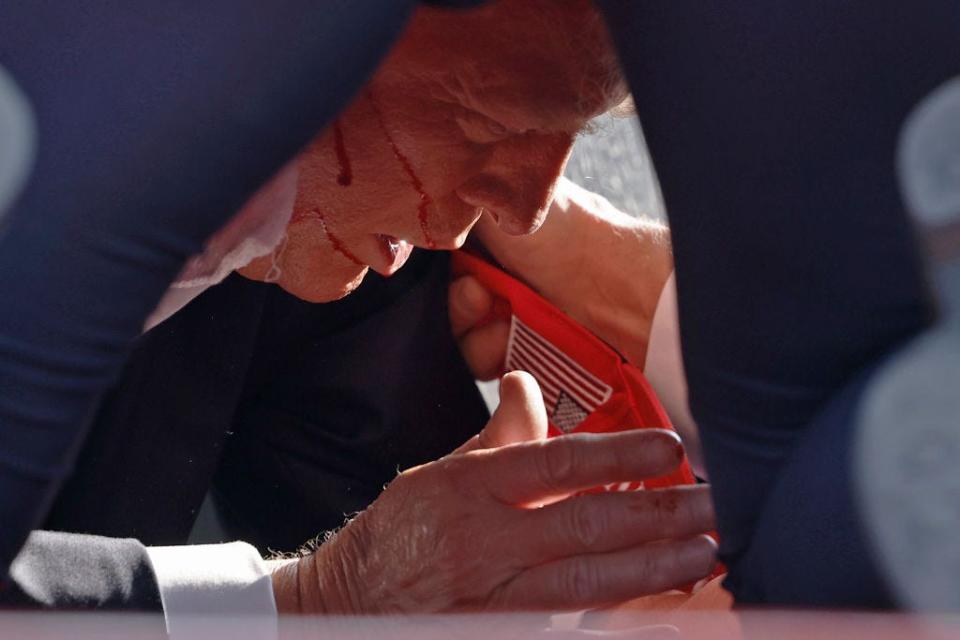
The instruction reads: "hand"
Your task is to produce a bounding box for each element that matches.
[273,372,717,614]
[448,272,510,380]
[450,179,704,476]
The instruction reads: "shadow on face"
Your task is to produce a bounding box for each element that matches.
[240,0,626,303]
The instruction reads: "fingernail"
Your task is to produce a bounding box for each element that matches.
[681,535,718,575]
[633,430,684,474]
[647,429,682,459]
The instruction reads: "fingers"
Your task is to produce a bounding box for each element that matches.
[472,429,684,505]
[455,371,548,454]
[508,485,716,566]
[459,320,511,380]
[493,534,718,611]
[449,275,493,338]
[449,275,510,379]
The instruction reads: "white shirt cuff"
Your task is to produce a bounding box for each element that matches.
[147,542,277,640]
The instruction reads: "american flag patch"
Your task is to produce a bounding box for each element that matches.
[505,316,613,433]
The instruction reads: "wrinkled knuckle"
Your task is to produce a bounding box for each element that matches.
[568,498,603,549]
[563,558,601,603]
[538,437,578,490]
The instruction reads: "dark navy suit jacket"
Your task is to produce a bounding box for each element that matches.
[43,251,488,554]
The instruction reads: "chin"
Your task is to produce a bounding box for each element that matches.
[278,268,369,303]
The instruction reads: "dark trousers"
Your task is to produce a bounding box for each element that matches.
[599,1,960,606]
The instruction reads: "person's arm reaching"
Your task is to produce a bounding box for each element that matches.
[270,372,717,614]
[453,178,703,474]
[0,0,424,583]
[4,372,716,621]
[472,177,674,369]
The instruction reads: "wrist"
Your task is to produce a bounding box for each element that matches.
[269,558,301,613]
[273,520,372,615]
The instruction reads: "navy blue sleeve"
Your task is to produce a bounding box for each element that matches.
[0,0,430,580]
[4,531,163,614]
[597,1,960,606]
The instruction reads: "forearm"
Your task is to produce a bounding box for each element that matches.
[573,216,673,367]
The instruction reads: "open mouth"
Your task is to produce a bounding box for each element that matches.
[373,234,414,275]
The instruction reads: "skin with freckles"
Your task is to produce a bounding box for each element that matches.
[240,0,626,302]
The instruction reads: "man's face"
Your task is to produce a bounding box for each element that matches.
[241,1,624,301]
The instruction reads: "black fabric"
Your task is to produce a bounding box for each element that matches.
[4,531,163,619]
[43,250,489,555]
[213,252,489,552]
[43,276,269,545]
[597,0,960,606]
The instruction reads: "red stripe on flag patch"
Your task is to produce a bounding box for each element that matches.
[505,316,612,432]
[513,321,609,397]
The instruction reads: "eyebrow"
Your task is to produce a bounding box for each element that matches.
[460,80,616,138]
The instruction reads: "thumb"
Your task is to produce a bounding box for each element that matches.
[455,371,549,454]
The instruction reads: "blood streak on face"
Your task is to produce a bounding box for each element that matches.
[332,120,352,187]
[367,91,437,249]
[238,2,625,303]
[291,209,364,266]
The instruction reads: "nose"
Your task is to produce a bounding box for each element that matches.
[456,131,574,236]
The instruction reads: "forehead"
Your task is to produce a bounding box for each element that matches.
[381,2,624,133]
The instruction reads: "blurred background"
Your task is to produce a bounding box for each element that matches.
[565,114,664,222]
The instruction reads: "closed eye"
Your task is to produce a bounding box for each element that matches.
[454,110,512,144]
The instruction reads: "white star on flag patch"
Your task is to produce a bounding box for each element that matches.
[505,315,613,433]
